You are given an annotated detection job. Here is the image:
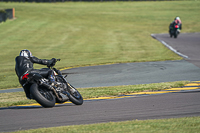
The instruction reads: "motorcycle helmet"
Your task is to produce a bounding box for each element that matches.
[175,17,180,20]
[19,49,32,58]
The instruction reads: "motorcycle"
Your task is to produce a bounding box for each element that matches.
[21,59,83,108]
[169,23,180,38]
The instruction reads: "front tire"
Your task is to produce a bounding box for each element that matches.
[67,83,83,105]
[174,30,178,38]
[30,83,55,108]
[174,33,177,38]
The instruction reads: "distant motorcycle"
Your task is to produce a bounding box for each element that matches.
[21,59,83,108]
[169,23,181,38]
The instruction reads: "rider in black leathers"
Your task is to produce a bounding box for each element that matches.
[15,49,57,99]
[169,16,182,33]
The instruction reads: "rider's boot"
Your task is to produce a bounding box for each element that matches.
[23,87,34,99]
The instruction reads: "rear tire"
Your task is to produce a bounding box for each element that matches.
[30,84,55,108]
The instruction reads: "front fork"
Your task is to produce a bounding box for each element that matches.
[61,75,76,93]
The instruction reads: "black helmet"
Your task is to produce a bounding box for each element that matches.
[19,49,32,58]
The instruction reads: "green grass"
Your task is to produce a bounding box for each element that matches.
[0,81,188,107]
[11,117,200,133]
[1,1,200,89]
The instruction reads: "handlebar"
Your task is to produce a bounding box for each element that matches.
[47,58,61,68]
[56,59,61,62]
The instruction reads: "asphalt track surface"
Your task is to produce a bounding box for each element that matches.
[1,33,200,132]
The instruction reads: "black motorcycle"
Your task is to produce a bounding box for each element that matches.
[169,23,180,38]
[21,59,83,108]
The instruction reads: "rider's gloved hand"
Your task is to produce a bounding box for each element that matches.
[47,58,56,67]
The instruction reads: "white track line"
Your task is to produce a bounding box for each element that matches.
[151,34,189,59]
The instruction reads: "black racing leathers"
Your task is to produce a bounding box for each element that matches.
[15,56,49,78]
[169,21,182,31]
[15,56,55,99]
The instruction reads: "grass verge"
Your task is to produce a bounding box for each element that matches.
[12,117,200,133]
[0,81,188,107]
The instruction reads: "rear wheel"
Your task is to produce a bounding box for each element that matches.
[30,83,55,108]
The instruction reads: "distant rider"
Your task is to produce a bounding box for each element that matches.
[15,49,57,99]
[169,16,182,33]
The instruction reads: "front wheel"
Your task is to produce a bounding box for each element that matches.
[174,33,177,38]
[30,83,55,108]
[174,30,178,38]
[67,83,83,105]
